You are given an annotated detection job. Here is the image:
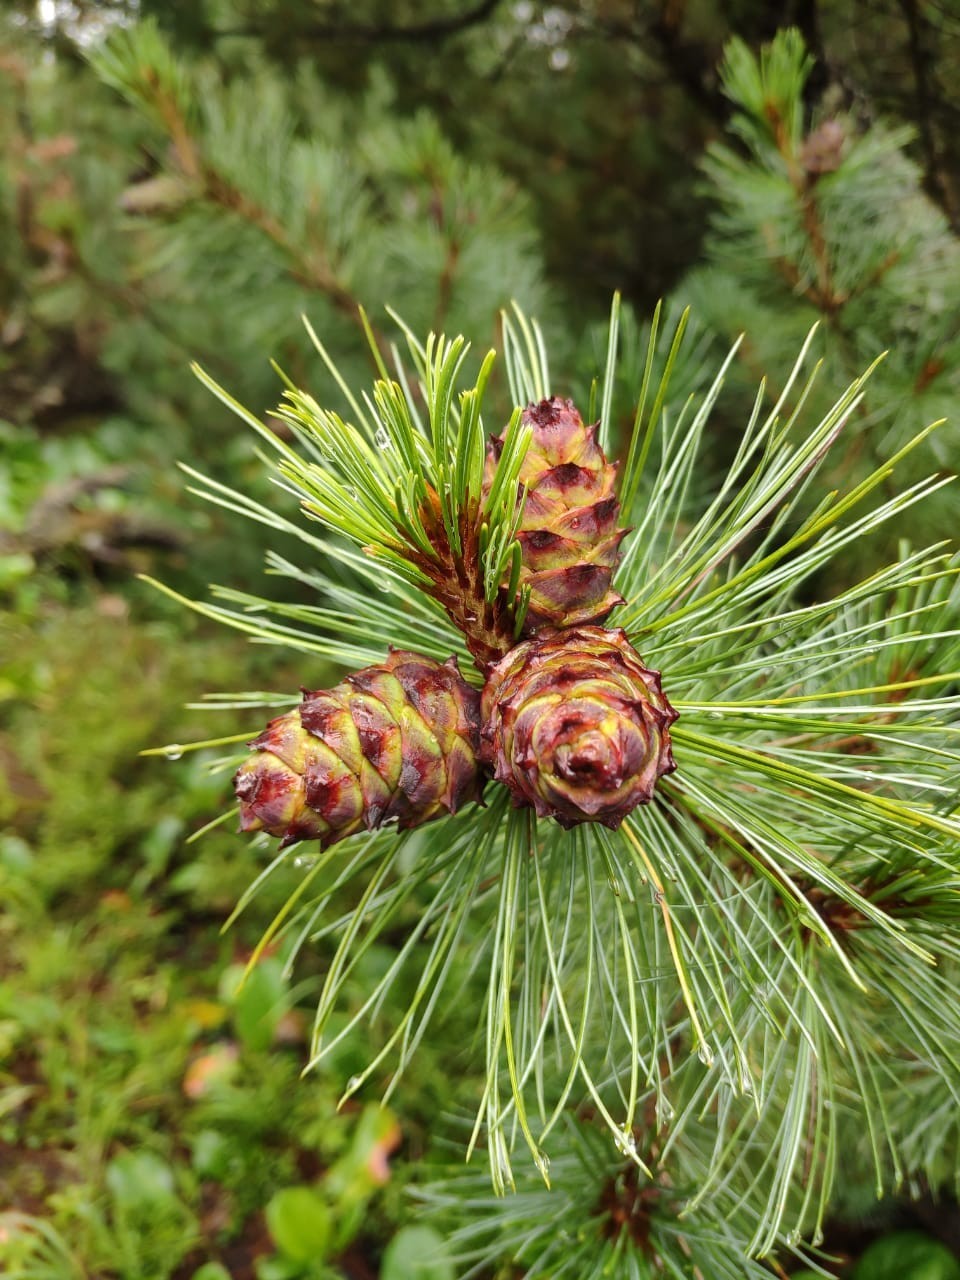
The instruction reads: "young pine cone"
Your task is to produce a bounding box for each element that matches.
[480,626,677,829]
[234,651,482,849]
[486,397,627,637]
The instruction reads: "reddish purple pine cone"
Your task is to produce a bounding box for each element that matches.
[486,396,627,636]
[480,627,678,829]
[234,651,483,850]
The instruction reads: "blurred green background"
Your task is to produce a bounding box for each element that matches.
[2,2,959,1276]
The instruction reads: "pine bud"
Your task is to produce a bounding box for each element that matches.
[487,397,627,636]
[480,626,677,829]
[800,119,846,177]
[234,651,482,849]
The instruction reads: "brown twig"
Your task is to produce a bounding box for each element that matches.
[414,490,517,671]
[200,168,359,319]
[214,0,502,46]
[137,81,395,361]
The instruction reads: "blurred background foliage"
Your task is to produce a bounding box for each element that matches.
[2,1,959,1276]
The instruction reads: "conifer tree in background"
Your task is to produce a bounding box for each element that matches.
[86,18,546,411]
[157,283,960,1276]
[679,30,960,557]
[1,13,545,586]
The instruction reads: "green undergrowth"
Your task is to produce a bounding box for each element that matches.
[0,593,467,1279]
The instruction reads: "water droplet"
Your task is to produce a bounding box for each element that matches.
[608,877,621,897]
[163,744,184,761]
[534,1149,551,1179]
[740,1072,754,1097]
[696,1042,715,1067]
[613,1129,638,1158]
[374,427,393,451]
[785,1229,801,1246]
[293,854,319,869]
[811,1229,824,1247]
[657,1099,675,1124]
[346,1074,362,1093]
[706,710,723,721]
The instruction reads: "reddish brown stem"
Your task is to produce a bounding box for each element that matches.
[414,492,517,672]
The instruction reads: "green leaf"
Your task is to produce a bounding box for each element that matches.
[381,1226,455,1280]
[323,1105,401,1252]
[852,1232,960,1280]
[191,1265,233,1280]
[265,1187,331,1264]
[220,957,288,1053]
[255,1257,306,1280]
[331,1104,400,1192]
[105,1151,179,1214]
[190,1130,234,1181]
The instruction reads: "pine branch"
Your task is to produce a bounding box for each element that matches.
[89,21,544,371]
[198,164,360,321]
[685,28,960,549]
[189,318,532,673]
[160,297,960,1259]
[117,64,365,328]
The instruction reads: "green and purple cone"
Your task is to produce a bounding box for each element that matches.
[480,626,678,829]
[234,651,483,849]
[486,396,627,637]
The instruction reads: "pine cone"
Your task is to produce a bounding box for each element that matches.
[486,397,627,637]
[234,651,482,849]
[480,626,677,829]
